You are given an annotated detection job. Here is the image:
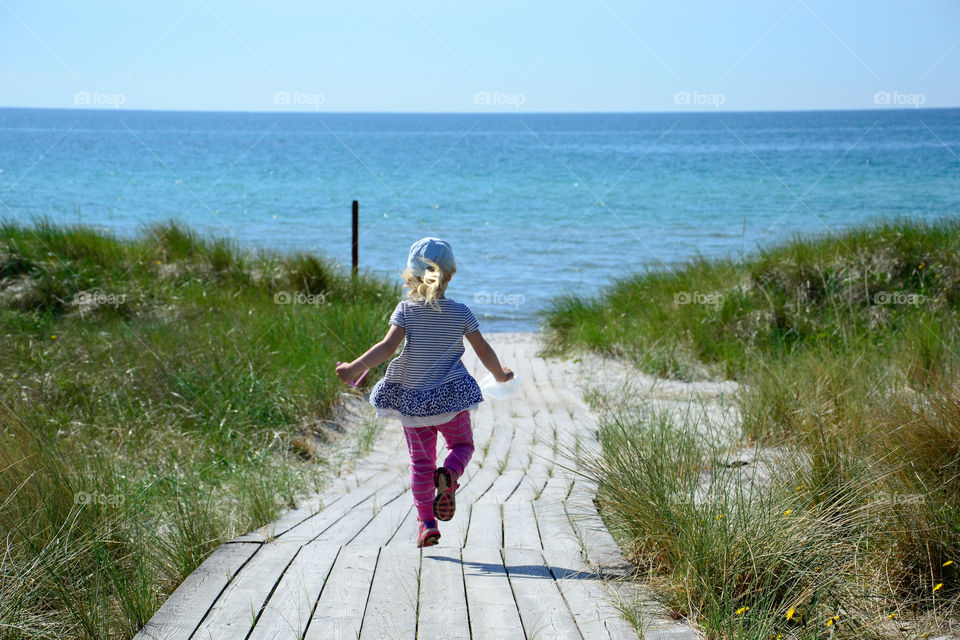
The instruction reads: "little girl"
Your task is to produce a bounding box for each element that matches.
[336,237,513,547]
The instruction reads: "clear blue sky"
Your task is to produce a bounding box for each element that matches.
[1,0,957,112]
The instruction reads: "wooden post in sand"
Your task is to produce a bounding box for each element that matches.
[351,200,359,275]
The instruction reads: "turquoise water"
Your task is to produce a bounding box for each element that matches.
[1,108,958,331]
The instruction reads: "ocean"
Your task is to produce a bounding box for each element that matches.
[1,108,958,331]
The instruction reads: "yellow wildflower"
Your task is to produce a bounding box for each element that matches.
[736,606,749,615]
[826,615,840,626]
[784,509,792,516]
[943,560,953,567]
[933,583,942,592]
[716,514,724,520]
[786,606,795,620]
[919,261,925,269]
[51,335,57,339]
[887,612,896,618]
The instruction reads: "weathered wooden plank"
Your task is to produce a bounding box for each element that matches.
[283,479,405,543]
[503,547,584,640]
[314,482,407,547]
[359,546,420,639]
[570,477,600,498]
[303,545,380,640]
[502,398,536,475]
[529,350,572,416]
[461,546,525,638]
[502,501,542,550]
[476,469,524,504]
[464,502,501,549]
[475,431,513,477]
[507,392,553,502]
[532,499,583,555]
[246,542,340,640]
[418,546,471,639]
[520,361,565,493]
[534,356,586,448]
[565,501,624,567]
[476,392,517,472]
[434,512,472,549]
[471,424,497,469]
[507,474,542,503]
[349,486,413,548]
[278,470,398,541]
[230,495,329,543]
[191,540,302,639]
[453,466,498,507]
[133,543,259,640]
[564,482,600,526]
[541,547,640,640]
[510,424,554,503]
[384,504,419,547]
[536,476,570,504]
[319,451,395,500]
[548,410,588,475]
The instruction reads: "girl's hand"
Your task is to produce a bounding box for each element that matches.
[496,366,514,383]
[336,361,359,384]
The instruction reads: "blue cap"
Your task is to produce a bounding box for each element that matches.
[407,237,456,277]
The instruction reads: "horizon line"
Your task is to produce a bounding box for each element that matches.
[2,105,958,116]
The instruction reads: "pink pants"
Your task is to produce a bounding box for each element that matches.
[402,410,474,521]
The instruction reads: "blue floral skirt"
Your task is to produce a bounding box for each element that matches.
[369,373,484,420]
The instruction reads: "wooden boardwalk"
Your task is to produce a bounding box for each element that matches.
[135,333,697,640]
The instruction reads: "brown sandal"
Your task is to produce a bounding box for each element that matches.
[433,467,458,521]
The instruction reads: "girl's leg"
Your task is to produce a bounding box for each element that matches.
[435,410,475,478]
[402,425,440,521]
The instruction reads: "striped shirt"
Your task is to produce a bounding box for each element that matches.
[368,297,485,427]
[383,297,479,388]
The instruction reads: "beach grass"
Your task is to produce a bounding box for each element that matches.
[545,219,960,639]
[0,218,399,639]
[543,218,960,382]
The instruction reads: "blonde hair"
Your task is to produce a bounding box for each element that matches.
[402,259,455,311]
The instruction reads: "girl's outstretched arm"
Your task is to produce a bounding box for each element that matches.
[465,330,513,382]
[336,325,405,383]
